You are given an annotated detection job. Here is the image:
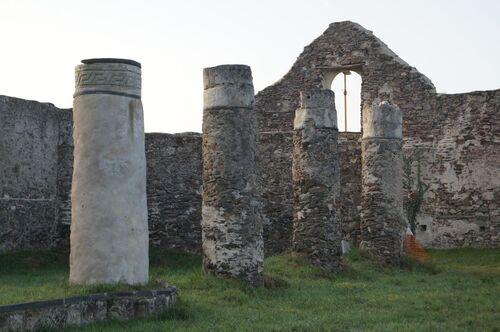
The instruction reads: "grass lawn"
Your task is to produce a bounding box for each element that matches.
[1,248,499,331]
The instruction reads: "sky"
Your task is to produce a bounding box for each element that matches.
[0,0,498,133]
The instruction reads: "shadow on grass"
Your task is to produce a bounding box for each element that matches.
[157,299,193,321]
[149,249,201,271]
[0,249,68,273]
[399,255,440,274]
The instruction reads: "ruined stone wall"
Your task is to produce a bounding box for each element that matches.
[258,131,361,253]
[0,95,360,255]
[409,90,500,247]
[145,130,360,255]
[338,133,362,244]
[254,21,435,249]
[1,22,498,252]
[258,132,293,254]
[0,97,204,253]
[254,21,499,248]
[54,108,73,249]
[145,133,202,252]
[254,22,436,134]
[0,96,72,252]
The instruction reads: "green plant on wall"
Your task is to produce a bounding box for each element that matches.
[403,151,429,234]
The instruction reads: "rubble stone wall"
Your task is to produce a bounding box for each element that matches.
[408,90,500,247]
[254,21,499,249]
[1,21,498,252]
[145,133,202,252]
[0,96,72,253]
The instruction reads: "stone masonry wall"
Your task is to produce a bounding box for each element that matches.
[0,96,72,252]
[0,97,204,254]
[338,132,362,244]
[258,131,361,254]
[0,96,360,255]
[258,132,293,254]
[254,21,499,249]
[146,133,202,252]
[408,90,500,247]
[1,22,498,252]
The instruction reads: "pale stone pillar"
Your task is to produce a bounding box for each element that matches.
[202,65,263,284]
[292,89,342,271]
[360,101,406,265]
[70,58,149,285]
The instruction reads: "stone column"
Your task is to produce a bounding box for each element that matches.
[292,89,342,271]
[201,65,263,284]
[70,58,149,285]
[360,101,406,265]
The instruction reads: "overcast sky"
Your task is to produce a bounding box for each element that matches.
[1,0,498,133]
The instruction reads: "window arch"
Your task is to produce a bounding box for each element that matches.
[323,70,362,132]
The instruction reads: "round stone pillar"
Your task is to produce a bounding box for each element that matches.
[360,101,406,265]
[292,89,342,271]
[202,65,263,284]
[70,58,149,285]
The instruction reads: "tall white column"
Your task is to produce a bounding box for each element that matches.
[70,58,149,285]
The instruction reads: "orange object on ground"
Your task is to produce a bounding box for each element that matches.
[404,235,430,262]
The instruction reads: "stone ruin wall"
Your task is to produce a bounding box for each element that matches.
[145,132,202,252]
[0,96,72,252]
[254,21,500,249]
[1,21,499,253]
[0,95,360,254]
[412,91,500,247]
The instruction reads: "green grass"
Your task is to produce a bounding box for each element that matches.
[1,248,499,331]
[0,250,164,304]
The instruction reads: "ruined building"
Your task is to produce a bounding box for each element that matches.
[1,21,499,254]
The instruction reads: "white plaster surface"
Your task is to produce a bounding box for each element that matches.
[70,61,148,285]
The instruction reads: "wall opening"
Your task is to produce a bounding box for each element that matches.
[329,71,362,132]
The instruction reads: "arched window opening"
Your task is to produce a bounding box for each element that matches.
[330,71,362,132]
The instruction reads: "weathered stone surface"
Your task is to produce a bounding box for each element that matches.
[362,101,402,139]
[258,131,294,254]
[70,59,149,285]
[0,286,176,332]
[292,89,342,271]
[256,131,362,254]
[360,102,406,265]
[409,91,500,248]
[0,96,72,253]
[1,21,499,254]
[338,132,362,245]
[146,132,202,252]
[202,65,263,284]
[254,21,499,250]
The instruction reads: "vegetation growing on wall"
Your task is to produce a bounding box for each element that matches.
[403,151,429,234]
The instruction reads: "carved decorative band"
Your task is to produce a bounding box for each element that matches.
[73,90,141,100]
[75,70,141,89]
